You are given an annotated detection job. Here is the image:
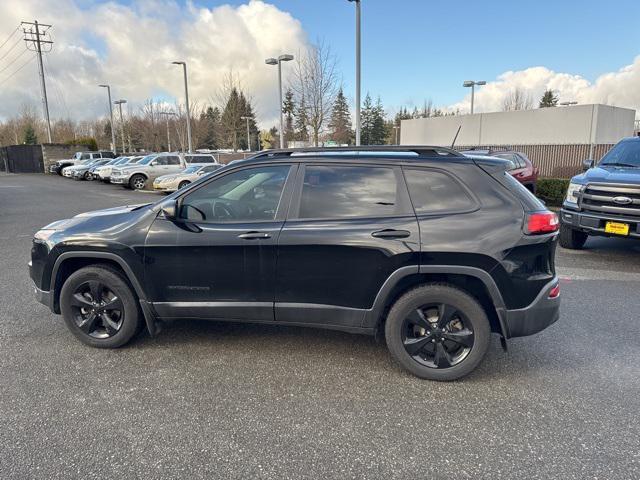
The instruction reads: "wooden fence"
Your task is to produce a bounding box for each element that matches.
[455,144,615,179]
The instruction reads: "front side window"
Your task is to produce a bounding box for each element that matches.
[297,165,399,219]
[403,168,476,214]
[179,165,290,223]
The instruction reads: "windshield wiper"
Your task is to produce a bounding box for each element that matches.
[601,162,640,168]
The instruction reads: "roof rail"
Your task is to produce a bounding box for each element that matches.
[249,145,462,159]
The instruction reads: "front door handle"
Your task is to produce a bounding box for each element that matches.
[238,231,271,240]
[371,229,411,239]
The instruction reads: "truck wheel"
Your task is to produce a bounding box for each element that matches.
[59,265,141,348]
[559,224,588,249]
[384,284,490,381]
[129,174,146,190]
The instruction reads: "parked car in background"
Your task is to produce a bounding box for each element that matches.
[153,163,223,192]
[110,153,184,190]
[61,158,101,178]
[183,153,217,165]
[30,146,560,381]
[71,159,112,181]
[50,151,115,175]
[560,136,640,249]
[95,156,143,182]
[461,148,539,193]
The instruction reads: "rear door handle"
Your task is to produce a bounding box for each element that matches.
[371,229,411,239]
[238,231,271,240]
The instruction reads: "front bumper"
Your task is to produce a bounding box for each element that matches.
[34,284,53,310]
[502,278,560,338]
[561,205,640,239]
[110,175,128,184]
[153,181,178,192]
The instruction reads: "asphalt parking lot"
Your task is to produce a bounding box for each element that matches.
[1,173,639,479]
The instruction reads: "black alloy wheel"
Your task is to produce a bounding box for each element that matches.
[69,280,124,338]
[401,303,474,369]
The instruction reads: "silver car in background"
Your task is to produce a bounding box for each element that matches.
[153,163,222,192]
[96,156,144,182]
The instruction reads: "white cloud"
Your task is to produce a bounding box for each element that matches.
[0,0,308,125]
[449,57,640,117]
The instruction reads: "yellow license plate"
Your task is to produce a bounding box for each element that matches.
[605,221,629,236]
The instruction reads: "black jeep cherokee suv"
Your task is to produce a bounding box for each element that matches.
[30,146,560,381]
[560,137,640,249]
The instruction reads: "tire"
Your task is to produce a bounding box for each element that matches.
[84,171,92,180]
[559,223,588,249]
[178,180,190,190]
[59,265,141,348]
[129,174,146,190]
[384,283,491,381]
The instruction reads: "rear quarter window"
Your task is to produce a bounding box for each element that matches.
[403,168,477,214]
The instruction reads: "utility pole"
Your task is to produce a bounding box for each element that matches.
[241,116,251,151]
[114,100,127,154]
[22,20,53,143]
[98,85,116,154]
[172,61,192,153]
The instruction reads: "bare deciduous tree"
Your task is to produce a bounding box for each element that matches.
[290,42,339,146]
[502,88,533,111]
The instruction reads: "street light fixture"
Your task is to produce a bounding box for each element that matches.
[240,115,252,151]
[159,111,177,151]
[463,80,486,115]
[265,54,294,149]
[114,99,127,154]
[172,61,192,153]
[348,0,361,146]
[98,84,117,155]
[559,101,578,106]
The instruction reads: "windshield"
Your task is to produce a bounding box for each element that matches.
[182,166,200,174]
[599,141,640,168]
[115,157,131,165]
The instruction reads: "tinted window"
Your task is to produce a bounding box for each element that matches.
[298,165,399,219]
[188,155,215,164]
[404,168,475,214]
[179,165,290,223]
[494,153,521,170]
[80,153,90,160]
[165,156,180,165]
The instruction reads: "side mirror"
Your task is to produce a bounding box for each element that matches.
[582,158,594,171]
[150,160,158,166]
[161,200,178,221]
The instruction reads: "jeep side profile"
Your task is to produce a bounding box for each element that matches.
[30,146,560,381]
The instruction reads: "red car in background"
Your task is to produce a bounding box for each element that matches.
[461,148,539,193]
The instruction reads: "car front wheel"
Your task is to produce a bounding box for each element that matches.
[559,224,588,249]
[385,284,490,381]
[59,265,141,348]
[178,180,190,189]
[129,174,146,190]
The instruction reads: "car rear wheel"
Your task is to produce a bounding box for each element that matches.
[559,224,588,249]
[178,180,190,189]
[385,284,491,381]
[84,171,93,180]
[59,265,141,348]
[129,174,146,190]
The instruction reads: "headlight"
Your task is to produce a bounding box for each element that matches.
[565,182,582,203]
[34,229,56,242]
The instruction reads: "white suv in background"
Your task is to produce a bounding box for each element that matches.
[110,153,180,190]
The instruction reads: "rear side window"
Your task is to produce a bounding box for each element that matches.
[298,165,399,219]
[166,156,181,165]
[403,168,476,214]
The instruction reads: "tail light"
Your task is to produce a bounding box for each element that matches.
[525,211,559,234]
[548,283,560,298]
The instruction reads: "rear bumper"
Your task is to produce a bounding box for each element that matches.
[503,278,560,338]
[561,206,640,239]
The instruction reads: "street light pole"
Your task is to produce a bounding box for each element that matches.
[114,99,127,154]
[159,111,176,151]
[241,116,251,151]
[348,0,361,145]
[172,61,192,153]
[266,54,294,149]
[463,80,486,114]
[99,84,116,154]
[393,125,400,145]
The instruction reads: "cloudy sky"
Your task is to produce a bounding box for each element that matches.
[0,0,639,126]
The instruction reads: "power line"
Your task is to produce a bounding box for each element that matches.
[0,25,20,51]
[0,47,28,75]
[0,54,35,87]
[0,36,23,62]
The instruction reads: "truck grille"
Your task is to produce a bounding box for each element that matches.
[579,184,640,218]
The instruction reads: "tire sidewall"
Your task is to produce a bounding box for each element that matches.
[385,284,491,381]
[129,174,146,190]
[59,267,140,348]
[179,181,190,190]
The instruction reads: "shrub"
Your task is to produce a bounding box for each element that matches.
[536,178,570,206]
[65,137,98,151]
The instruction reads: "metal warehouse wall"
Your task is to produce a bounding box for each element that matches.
[400,104,635,146]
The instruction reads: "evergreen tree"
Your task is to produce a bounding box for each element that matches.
[200,106,221,150]
[239,92,259,151]
[23,124,38,144]
[220,87,242,150]
[371,96,387,145]
[328,87,353,145]
[361,93,375,145]
[283,88,296,145]
[294,94,309,143]
[539,89,559,108]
